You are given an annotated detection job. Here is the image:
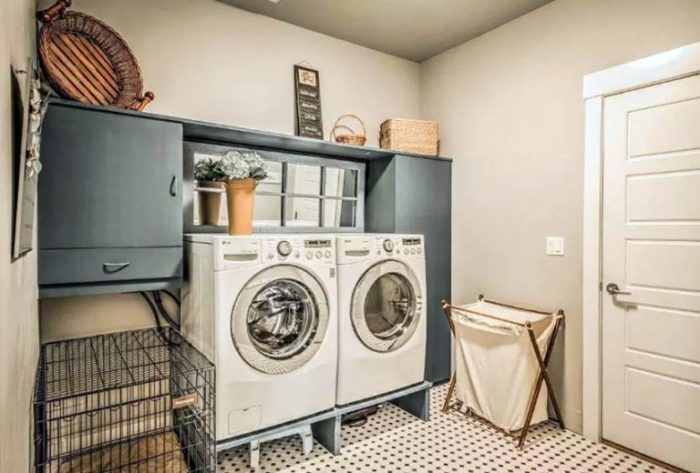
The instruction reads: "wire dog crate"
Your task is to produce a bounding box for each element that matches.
[33,328,215,472]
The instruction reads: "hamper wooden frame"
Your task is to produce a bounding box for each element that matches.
[441,295,565,449]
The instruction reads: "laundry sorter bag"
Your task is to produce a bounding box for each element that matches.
[452,300,557,432]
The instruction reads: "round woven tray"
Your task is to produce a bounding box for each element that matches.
[37,0,154,111]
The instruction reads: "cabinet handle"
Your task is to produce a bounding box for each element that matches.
[170,175,178,196]
[103,262,130,273]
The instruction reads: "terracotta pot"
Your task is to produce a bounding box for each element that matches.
[197,181,224,225]
[225,178,257,235]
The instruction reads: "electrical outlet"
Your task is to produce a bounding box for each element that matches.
[546,237,564,256]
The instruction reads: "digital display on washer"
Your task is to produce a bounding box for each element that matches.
[402,238,421,245]
[305,239,331,248]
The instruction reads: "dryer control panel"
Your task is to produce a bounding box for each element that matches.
[372,235,424,258]
[337,234,424,263]
[262,237,336,264]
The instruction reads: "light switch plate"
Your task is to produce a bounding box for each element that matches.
[546,236,564,256]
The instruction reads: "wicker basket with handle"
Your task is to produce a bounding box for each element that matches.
[380,118,439,156]
[36,0,154,111]
[331,114,367,146]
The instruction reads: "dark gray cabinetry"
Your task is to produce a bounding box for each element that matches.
[38,104,183,297]
[366,155,452,383]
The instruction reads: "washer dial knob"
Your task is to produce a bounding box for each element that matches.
[277,241,292,257]
[383,239,395,252]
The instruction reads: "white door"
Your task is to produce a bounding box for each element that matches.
[602,74,700,472]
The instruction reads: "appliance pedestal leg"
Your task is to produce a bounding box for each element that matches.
[311,415,342,455]
[391,386,431,421]
[249,440,260,470]
[300,426,313,456]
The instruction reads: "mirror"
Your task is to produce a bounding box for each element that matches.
[323,199,355,228]
[324,168,357,198]
[285,198,320,227]
[287,163,321,195]
[188,146,364,230]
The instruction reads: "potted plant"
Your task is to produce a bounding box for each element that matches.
[194,157,227,226]
[219,150,268,235]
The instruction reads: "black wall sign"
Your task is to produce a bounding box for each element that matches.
[294,65,323,139]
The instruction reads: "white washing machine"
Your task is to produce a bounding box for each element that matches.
[335,234,427,405]
[182,234,338,442]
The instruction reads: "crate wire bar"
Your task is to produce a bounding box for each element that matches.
[34,328,215,472]
[441,295,565,449]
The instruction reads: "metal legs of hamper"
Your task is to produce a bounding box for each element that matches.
[441,296,565,449]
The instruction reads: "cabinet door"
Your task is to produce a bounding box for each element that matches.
[39,106,183,249]
[396,156,452,383]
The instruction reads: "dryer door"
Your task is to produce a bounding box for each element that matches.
[351,260,423,352]
[231,265,329,374]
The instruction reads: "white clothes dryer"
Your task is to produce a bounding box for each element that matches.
[182,234,338,442]
[335,234,427,405]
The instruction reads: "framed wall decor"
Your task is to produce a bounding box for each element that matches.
[294,65,323,139]
[11,59,45,260]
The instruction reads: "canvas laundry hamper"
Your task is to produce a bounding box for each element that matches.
[443,296,564,447]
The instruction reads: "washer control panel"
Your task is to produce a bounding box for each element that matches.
[263,237,335,263]
[373,235,424,257]
[277,240,292,257]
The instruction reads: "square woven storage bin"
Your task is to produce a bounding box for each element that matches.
[380,118,439,156]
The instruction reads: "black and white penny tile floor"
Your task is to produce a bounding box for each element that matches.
[217,385,670,473]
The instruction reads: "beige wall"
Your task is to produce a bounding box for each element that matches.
[419,0,700,433]
[38,0,420,341]
[0,0,39,470]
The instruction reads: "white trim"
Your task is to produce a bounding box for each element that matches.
[582,96,603,441]
[581,43,700,442]
[583,41,700,98]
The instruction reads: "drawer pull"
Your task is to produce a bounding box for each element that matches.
[103,261,131,273]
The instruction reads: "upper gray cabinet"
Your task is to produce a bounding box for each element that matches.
[38,104,184,297]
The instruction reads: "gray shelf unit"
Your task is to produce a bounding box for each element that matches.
[38,99,452,383]
[366,155,453,384]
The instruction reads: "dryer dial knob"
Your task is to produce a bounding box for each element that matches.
[383,239,395,252]
[277,241,292,257]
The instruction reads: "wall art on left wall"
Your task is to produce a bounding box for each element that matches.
[11,59,45,260]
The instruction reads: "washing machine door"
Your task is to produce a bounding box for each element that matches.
[231,265,329,374]
[351,260,422,352]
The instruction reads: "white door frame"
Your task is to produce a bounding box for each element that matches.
[582,41,700,442]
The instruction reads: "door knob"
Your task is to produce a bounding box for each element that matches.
[606,283,631,296]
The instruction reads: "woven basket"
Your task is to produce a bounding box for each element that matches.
[36,0,154,111]
[331,114,367,146]
[380,118,439,156]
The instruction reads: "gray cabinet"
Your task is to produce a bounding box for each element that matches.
[38,104,183,297]
[366,155,452,383]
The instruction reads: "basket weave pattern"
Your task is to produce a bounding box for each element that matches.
[331,114,367,146]
[38,4,152,110]
[380,119,439,156]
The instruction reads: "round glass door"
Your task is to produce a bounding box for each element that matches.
[247,279,318,359]
[231,265,329,374]
[351,261,422,352]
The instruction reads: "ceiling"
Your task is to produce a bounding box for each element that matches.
[218,0,551,62]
